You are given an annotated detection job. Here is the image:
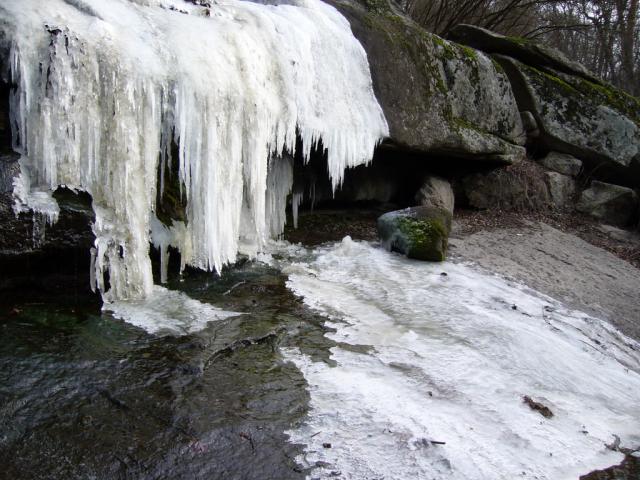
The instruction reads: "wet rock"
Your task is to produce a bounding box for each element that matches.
[576,181,638,227]
[0,152,19,194]
[0,187,95,256]
[0,184,96,293]
[545,171,576,209]
[327,0,526,164]
[377,206,451,261]
[540,152,582,177]
[415,176,454,215]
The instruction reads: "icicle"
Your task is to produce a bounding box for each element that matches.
[292,192,304,230]
[89,247,97,292]
[160,245,169,284]
[13,165,60,224]
[4,0,389,301]
[265,154,294,238]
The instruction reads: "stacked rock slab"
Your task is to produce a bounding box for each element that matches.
[448,24,640,187]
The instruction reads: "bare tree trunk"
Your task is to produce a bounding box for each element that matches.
[619,0,638,94]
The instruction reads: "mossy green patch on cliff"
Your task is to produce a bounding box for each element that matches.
[520,64,587,125]
[491,57,505,74]
[534,67,577,94]
[522,63,640,127]
[396,216,448,261]
[432,36,478,63]
[574,78,640,127]
[458,45,478,61]
[354,4,443,100]
[432,36,456,60]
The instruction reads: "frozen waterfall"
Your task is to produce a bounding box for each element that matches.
[2,0,388,301]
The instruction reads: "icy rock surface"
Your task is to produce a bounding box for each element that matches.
[106,285,240,335]
[3,0,387,301]
[283,237,640,480]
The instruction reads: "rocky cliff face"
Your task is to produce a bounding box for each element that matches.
[327,0,526,164]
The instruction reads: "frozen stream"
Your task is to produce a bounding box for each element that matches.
[281,237,640,479]
[1,237,639,479]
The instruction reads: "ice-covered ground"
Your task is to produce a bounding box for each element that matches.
[282,237,640,479]
[2,0,387,301]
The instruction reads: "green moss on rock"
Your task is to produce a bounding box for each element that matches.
[522,63,640,127]
[574,78,640,127]
[377,206,452,262]
[397,216,448,261]
[504,36,529,46]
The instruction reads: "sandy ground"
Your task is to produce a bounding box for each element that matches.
[449,221,640,341]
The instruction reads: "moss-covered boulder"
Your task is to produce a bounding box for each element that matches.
[447,24,640,185]
[325,0,526,164]
[447,24,601,84]
[377,206,451,261]
[497,56,640,178]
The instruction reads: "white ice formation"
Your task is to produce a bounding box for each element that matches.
[284,238,640,479]
[2,0,388,301]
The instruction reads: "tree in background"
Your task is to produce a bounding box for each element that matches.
[398,0,639,95]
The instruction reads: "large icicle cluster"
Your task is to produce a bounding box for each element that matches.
[2,0,388,301]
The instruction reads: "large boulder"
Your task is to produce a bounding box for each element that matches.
[498,56,639,176]
[447,24,640,185]
[326,0,526,163]
[377,206,452,261]
[576,181,638,227]
[415,175,454,214]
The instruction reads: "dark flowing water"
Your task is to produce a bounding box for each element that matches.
[0,259,334,480]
